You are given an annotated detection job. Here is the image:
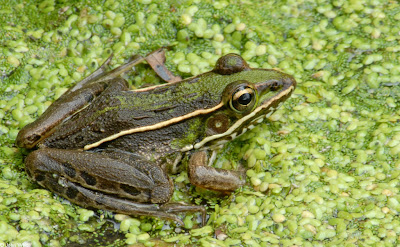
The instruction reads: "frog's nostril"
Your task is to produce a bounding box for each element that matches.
[269,80,282,91]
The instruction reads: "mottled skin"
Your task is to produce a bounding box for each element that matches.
[16,50,296,224]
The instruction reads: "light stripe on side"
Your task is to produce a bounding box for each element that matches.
[84,102,224,150]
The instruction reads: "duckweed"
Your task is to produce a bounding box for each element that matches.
[1,0,400,246]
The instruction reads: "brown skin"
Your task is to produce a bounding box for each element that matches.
[188,151,245,192]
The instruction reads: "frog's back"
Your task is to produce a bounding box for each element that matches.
[40,73,223,149]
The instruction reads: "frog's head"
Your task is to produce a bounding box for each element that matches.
[195,53,296,149]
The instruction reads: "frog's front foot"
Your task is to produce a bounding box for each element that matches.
[188,151,245,193]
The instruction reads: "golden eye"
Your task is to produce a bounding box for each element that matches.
[230,84,257,113]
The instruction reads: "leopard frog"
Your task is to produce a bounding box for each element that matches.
[16,49,296,224]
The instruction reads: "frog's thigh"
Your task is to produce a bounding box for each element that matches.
[188,151,245,192]
[16,77,129,149]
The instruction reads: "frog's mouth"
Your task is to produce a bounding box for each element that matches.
[193,76,296,150]
[253,76,297,121]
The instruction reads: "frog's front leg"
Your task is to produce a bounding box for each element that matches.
[188,151,245,193]
[25,149,206,225]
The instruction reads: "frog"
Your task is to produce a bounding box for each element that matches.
[16,49,296,225]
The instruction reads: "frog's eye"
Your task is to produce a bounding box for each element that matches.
[223,80,257,114]
[230,85,256,113]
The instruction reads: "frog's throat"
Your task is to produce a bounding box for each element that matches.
[83,102,225,150]
[191,81,295,150]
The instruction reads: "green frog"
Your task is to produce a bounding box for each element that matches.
[16,49,296,225]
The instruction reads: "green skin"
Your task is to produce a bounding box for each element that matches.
[16,50,296,225]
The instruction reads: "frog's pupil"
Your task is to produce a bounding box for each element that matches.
[238,93,252,105]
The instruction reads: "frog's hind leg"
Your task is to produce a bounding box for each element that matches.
[15,56,130,149]
[25,148,206,225]
[58,181,205,225]
[16,49,180,149]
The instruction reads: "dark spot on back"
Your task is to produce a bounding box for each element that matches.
[66,186,79,199]
[44,176,64,194]
[80,171,97,186]
[34,172,45,182]
[62,162,76,178]
[120,183,141,197]
[95,177,119,192]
